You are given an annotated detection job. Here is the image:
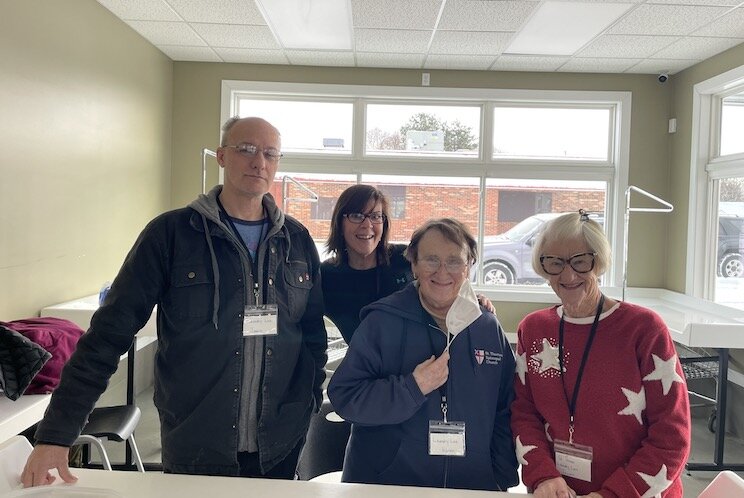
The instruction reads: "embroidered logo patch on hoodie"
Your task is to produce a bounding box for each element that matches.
[474,349,503,366]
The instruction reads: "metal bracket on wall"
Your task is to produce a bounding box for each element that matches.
[623,185,674,300]
[202,148,217,195]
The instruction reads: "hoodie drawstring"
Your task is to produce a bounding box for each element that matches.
[201,214,221,330]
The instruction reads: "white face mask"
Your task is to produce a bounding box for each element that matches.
[445,279,483,341]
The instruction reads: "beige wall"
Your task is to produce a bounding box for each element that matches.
[667,42,744,293]
[0,1,173,319]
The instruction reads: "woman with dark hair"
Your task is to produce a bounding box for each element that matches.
[321,184,412,343]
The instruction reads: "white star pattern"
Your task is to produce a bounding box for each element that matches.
[515,435,537,466]
[643,354,685,395]
[638,464,672,498]
[530,338,562,375]
[516,351,527,385]
[618,386,646,425]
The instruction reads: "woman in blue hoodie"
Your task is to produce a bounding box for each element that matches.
[328,218,518,491]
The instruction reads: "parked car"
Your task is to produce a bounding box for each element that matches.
[718,215,744,278]
[479,212,744,285]
[479,212,567,285]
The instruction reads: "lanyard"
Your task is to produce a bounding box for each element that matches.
[216,197,266,305]
[558,294,604,444]
[425,319,451,422]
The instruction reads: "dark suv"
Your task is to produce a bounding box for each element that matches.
[480,212,605,285]
[718,215,744,278]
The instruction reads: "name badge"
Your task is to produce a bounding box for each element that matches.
[429,421,466,457]
[243,305,278,336]
[554,439,593,482]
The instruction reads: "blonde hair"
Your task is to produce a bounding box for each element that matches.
[531,212,611,278]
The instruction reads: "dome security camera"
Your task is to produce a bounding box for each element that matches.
[658,73,669,83]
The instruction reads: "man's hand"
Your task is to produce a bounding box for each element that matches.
[534,476,577,498]
[412,351,449,395]
[21,444,77,488]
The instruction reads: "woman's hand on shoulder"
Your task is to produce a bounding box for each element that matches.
[476,294,496,314]
[534,477,577,498]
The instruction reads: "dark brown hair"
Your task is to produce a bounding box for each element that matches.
[326,184,391,266]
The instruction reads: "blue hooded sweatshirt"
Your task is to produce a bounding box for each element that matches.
[328,283,519,491]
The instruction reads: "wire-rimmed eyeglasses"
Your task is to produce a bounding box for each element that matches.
[539,252,596,275]
[343,212,386,224]
[419,256,469,274]
[223,143,283,162]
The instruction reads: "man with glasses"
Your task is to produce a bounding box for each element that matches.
[22,117,327,486]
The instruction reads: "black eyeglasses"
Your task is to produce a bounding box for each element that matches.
[343,212,386,224]
[223,143,283,162]
[540,252,596,275]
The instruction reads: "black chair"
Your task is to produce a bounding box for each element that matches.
[75,405,145,472]
[297,398,350,481]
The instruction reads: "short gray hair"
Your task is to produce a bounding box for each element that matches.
[531,211,611,278]
[220,116,242,146]
[404,218,478,265]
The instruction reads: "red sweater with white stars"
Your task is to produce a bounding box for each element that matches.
[511,301,690,498]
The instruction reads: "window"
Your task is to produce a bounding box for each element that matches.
[312,197,335,220]
[366,104,481,158]
[689,67,744,310]
[493,106,612,161]
[222,81,630,291]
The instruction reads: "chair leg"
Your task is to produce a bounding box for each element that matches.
[127,434,145,472]
[76,435,112,471]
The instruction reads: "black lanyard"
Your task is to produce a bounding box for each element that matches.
[558,294,604,444]
[216,196,266,305]
[425,318,451,421]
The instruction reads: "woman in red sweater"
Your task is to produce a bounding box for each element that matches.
[510,210,690,498]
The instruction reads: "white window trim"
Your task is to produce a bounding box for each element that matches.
[220,80,631,294]
[688,63,744,298]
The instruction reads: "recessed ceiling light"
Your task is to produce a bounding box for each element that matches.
[255,0,353,50]
[505,1,633,56]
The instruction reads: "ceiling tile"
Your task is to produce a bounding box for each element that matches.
[651,36,744,59]
[430,31,512,55]
[647,0,741,5]
[285,51,356,67]
[165,0,266,24]
[356,52,426,68]
[355,29,432,53]
[424,54,496,70]
[190,23,279,49]
[624,58,698,74]
[607,4,730,36]
[96,0,181,21]
[492,55,570,72]
[352,0,443,29]
[213,48,289,64]
[577,34,679,58]
[157,45,222,62]
[125,20,206,46]
[693,8,744,38]
[559,57,641,72]
[438,0,537,31]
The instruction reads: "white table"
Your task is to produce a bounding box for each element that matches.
[0,395,50,445]
[6,469,532,498]
[610,287,744,472]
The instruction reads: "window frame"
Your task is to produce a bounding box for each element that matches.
[221,80,631,294]
[688,64,744,300]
